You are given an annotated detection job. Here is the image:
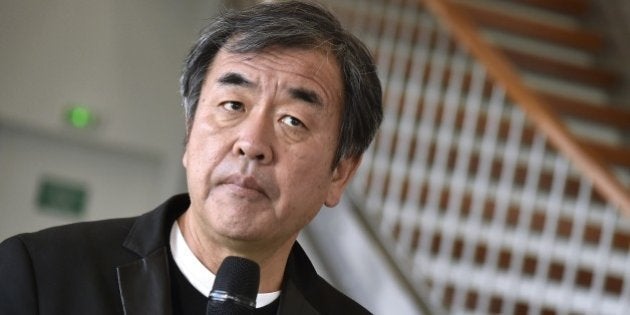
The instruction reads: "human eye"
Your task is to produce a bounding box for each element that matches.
[280,115,305,129]
[220,101,244,112]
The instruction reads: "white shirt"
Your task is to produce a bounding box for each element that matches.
[169,221,281,308]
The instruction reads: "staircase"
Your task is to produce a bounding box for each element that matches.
[326,0,630,313]
[446,0,630,185]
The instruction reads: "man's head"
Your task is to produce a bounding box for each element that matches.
[178,1,382,259]
[181,0,382,167]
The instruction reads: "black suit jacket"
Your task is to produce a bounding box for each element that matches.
[0,194,371,314]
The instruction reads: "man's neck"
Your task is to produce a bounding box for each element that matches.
[176,210,295,293]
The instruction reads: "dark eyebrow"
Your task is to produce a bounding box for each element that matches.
[289,87,323,107]
[218,72,322,107]
[217,72,252,87]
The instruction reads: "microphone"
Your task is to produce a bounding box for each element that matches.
[206,256,260,315]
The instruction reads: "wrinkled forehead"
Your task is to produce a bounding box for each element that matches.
[209,45,344,109]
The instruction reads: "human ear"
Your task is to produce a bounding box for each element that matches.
[324,156,362,207]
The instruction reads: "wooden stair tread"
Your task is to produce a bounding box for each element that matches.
[537,91,630,131]
[373,34,618,92]
[581,140,630,169]
[499,46,620,89]
[450,0,604,53]
[508,0,590,17]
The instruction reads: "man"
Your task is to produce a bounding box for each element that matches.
[0,1,382,314]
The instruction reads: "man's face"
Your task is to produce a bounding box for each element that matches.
[182,47,358,249]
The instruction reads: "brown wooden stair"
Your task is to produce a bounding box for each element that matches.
[328,0,630,313]
[435,0,630,207]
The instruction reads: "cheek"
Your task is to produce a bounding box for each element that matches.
[184,131,225,181]
[281,151,333,198]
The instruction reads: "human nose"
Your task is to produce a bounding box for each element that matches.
[232,111,273,164]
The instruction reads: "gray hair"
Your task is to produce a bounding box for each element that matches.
[180,0,382,167]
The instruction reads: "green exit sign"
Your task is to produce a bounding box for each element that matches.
[37,177,88,216]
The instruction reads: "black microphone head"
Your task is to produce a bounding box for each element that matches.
[207,256,260,315]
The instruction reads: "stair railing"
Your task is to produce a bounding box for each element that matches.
[329,0,630,313]
[421,0,630,215]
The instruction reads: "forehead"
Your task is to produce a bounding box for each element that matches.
[205,47,344,109]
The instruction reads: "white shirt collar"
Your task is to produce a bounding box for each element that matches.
[169,221,281,308]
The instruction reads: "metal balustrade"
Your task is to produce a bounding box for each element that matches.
[329,0,630,313]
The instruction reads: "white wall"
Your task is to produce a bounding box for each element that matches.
[0,0,222,236]
[0,124,161,239]
[303,197,425,314]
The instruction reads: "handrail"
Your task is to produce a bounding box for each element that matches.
[420,0,630,215]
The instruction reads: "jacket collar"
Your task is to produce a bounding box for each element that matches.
[277,279,319,314]
[116,247,172,315]
[122,194,190,256]
[277,243,320,314]
[116,194,190,315]
[114,194,320,315]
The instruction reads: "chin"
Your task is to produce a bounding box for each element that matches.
[214,222,267,241]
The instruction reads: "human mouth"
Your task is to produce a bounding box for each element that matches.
[221,175,267,200]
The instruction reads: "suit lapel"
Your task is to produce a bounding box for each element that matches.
[276,243,322,315]
[114,194,191,315]
[278,278,319,315]
[116,247,172,315]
